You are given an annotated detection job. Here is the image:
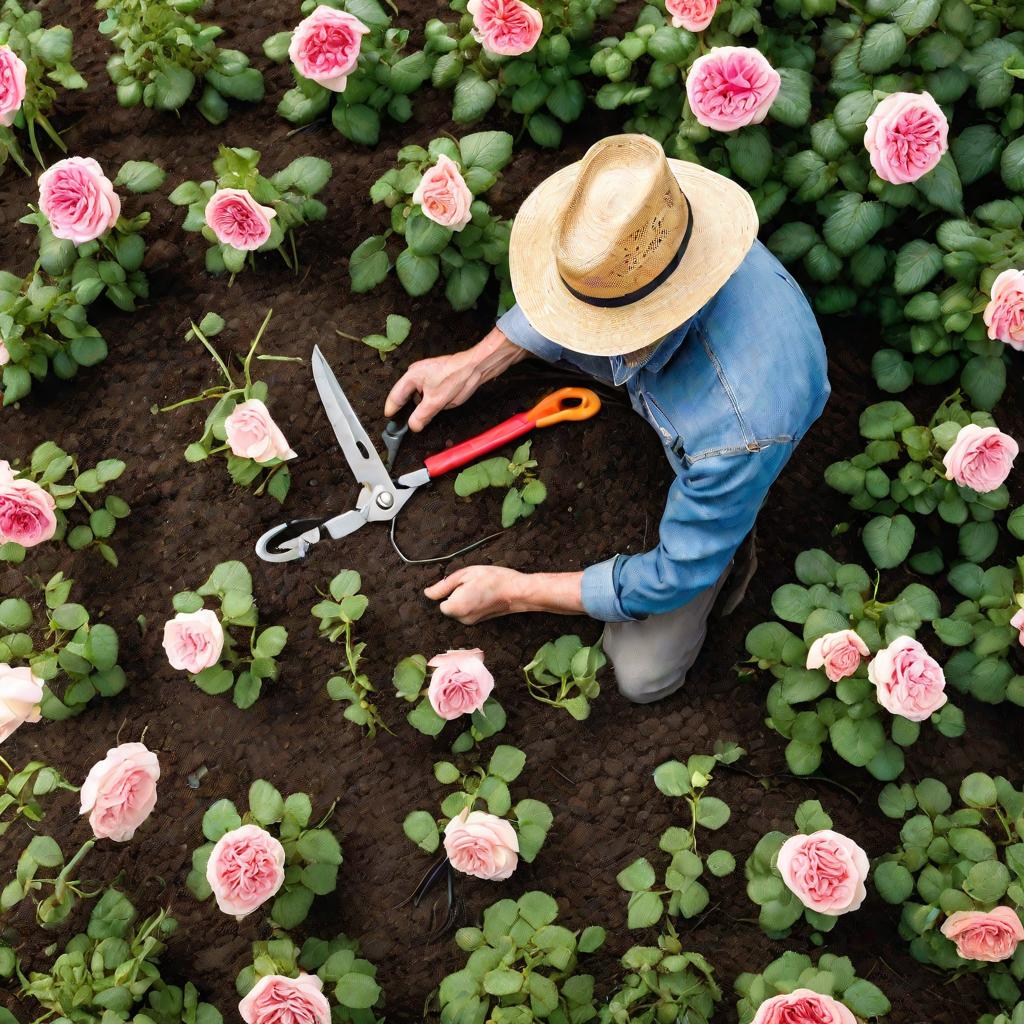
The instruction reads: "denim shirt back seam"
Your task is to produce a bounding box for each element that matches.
[695,321,755,449]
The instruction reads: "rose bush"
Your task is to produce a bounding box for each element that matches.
[402,743,552,876]
[441,891,605,1020]
[394,648,506,750]
[523,633,606,719]
[826,396,1020,571]
[351,130,514,311]
[169,147,332,276]
[454,439,548,526]
[0,441,130,565]
[160,312,298,503]
[312,569,388,736]
[746,799,867,937]
[875,772,1024,1005]
[424,0,614,147]
[235,933,383,1023]
[735,950,891,1024]
[264,0,431,146]
[188,778,342,930]
[0,0,85,172]
[166,561,288,709]
[98,0,263,122]
[0,570,126,722]
[617,744,743,929]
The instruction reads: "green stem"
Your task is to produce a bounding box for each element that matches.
[157,386,228,413]
[189,323,235,387]
[242,309,274,387]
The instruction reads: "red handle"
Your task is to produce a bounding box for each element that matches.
[424,414,534,478]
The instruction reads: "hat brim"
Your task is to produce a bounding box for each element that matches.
[508,159,758,357]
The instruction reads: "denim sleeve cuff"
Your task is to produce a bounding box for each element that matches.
[496,304,565,364]
[581,556,636,623]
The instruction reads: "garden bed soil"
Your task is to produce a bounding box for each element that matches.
[1,1,1022,1022]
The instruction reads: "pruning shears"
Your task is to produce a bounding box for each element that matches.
[254,346,601,563]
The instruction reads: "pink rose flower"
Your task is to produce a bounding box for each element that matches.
[0,45,27,128]
[443,808,519,880]
[867,636,947,722]
[752,989,857,1024]
[206,823,286,919]
[805,629,869,683]
[665,0,717,31]
[79,742,160,842]
[984,269,1024,350]
[288,5,370,93]
[224,399,297,464]
[467,0,543,56]
[38,157,122,245]
[776,829,869,916]
[1011,608,1024,648]
[239,973,331,1024]
[205,188,276,251]
[0,664,43,744]
[162,609,224,674]
[412,154,474,232]
[0,339,9,366]
[942,423,1018,493]
[427,648,494,720]
[0,460,57,548]
[863,91,949,185]
[941,907,1024,963]
[685,46,781,132]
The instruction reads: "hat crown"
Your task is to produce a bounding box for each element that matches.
[556,135,689,301]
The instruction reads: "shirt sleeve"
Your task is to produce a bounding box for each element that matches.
[580,443,792,622]
[496,303,566,364]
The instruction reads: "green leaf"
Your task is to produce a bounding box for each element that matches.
[349,236,390,292]
[114,160,166,193]
[403,810,440,852]
[862,514,914,568]
[626,890,664,929]
[822,193,887,257]
[337,972,381,1009]
[249,780,285,825]
[843,979,891,1018]
[395,248,440,296]
[458,131,513,175]
[617,857,656,891]
[487,745,526,782]
[296,828,342,865]
[272,156,332,196]
[202,799,241,841]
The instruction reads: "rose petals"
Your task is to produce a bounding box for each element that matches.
[206,823,286,918]
[205,188,276,251]
[685,46,780,132]
[163,609,225,675]
[0,45,27,128]
[224,399,297,464]
[868,635,947,722]
[427,647,494,719]
[863,91,949,185]
[443,808,519,880]
[467,0,543,57]
[412,154,474,232]
[0,460,57,548]
[80,742,160,842]
[38,157,122,245]
[289,5,370,93]
[777,829,869,916]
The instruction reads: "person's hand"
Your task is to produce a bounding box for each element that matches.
[425,566,527,624]
[384,326,527,432]
[384,349,484,433]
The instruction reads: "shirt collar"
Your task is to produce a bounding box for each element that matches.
[609,315,695,385]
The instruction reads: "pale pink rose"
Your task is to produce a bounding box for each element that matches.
[224,399,297,464]
[665,0,717,31]
[867,636,947,722]
[412,154,474,231]
[752,989,857,1024]
[776,829,869,916]
[1012,608,1024,648]
[79,742,160,842]
[941,907,1024,963]
[427,648,494,720]
[863,91,949,185]
[38,157,122,245]
[467,0,543,56]
[805,629,869,683]
[239,974,331,1024]
[288,5,370,93]
[0,664,43,744]
[0,46,27,128]
[0,460,57,548]
[205,188,276,251]
[685,46,781,132]
[0,339,9,366]
[984,269,1024,350]
[162,609,224,674]
[443,808,519,880]
[206,823,286,918]
[942,423,1018,493]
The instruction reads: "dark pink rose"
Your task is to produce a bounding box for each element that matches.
[0,45,27,127]
[752,990,856,1024]
[0,460,57,548]
[239,973,331,1024]
[467,0,543,56]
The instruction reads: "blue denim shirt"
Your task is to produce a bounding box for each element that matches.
[496,240,830,622]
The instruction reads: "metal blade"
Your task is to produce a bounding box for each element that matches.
[312,346,392,491]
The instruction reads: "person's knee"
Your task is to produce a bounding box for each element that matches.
[613,661,688,704]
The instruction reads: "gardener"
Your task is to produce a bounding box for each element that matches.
[385,134,830,704]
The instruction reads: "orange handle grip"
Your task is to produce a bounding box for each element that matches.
[523,387,602,428]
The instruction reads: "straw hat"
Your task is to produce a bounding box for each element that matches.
[508,134,758,356]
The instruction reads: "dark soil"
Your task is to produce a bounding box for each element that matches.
[1,2,1021,1022]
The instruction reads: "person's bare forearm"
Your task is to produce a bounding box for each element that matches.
[467,326,530,384]
[512,571,585,615]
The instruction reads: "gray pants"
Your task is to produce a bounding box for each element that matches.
[602,532,757,705]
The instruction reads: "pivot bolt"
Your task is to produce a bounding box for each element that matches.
[376,491,395,510]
